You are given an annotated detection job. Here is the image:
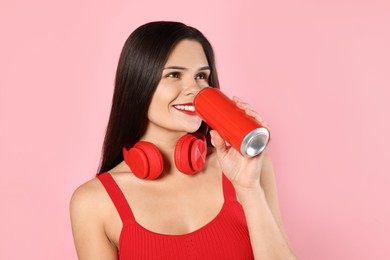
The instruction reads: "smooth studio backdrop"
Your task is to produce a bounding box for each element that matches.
[1,0,389,259]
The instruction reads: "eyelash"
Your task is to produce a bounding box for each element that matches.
[166,72,181,78]
[195,72,208,80]
[165,72,209,80]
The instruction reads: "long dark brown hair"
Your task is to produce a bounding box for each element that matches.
[97,21,220,174]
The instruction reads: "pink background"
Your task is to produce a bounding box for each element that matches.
[1,0,389,259]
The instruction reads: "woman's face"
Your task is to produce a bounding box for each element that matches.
[146,40,210,137]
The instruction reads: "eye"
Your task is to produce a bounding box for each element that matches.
[195,72,209,80]
[166,72,181,78]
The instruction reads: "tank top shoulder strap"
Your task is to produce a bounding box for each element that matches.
[222,173,237,202]
[97,172,135,225]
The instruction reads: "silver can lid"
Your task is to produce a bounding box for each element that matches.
[240,128,270,157]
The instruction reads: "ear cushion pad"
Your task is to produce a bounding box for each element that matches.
[174,134,207,175]
[190,139,207,172]
[123,141,163,180]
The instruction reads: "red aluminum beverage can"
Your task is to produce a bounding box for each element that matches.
[194,87,269,157]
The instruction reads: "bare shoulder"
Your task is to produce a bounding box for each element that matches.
[70,176,118,259]
[70,176,111,224]
[71,177,105,209]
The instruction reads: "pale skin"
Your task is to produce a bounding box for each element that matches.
[70,40,298,259]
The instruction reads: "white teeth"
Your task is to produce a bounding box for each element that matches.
[175,105,195,111]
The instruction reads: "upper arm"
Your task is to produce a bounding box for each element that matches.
[260,153,294,250]
[70,181,118,260]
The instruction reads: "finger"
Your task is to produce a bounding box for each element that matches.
[233,96,273,142]
[233,96,251,110]
[240,106,272,142]
[233,97,259,118]
[254,115,272,141]
[244,108,263,122]
[210,130,228,157]
[265,125,272,143]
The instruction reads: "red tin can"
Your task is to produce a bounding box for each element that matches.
[194,87,269,157]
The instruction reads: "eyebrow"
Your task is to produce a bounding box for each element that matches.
[163,66,211,71]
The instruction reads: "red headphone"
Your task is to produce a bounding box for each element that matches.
[122,133,207,180]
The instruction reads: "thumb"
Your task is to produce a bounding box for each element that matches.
[210,130,228,157]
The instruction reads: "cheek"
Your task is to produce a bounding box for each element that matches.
[200,82,210,88]
[148,90,175,118]
[153,84,180,106]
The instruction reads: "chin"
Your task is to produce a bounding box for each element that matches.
[181,123,202,134]
[168,117,202,134]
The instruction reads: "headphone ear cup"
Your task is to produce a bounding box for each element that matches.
[190,139,207,172]
[174,134,207,175]
[123,141,164,180]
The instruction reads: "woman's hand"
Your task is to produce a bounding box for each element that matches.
[210,96,272,191]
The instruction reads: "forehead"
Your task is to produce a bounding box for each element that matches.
[165,40,208,66]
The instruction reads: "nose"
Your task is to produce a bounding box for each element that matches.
[184,79,206,96]
[184,80,204,97]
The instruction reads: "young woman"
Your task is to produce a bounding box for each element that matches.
[70,21,297,259]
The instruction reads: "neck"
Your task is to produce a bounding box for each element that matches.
[138,130,190,177]
[141,131,187,155]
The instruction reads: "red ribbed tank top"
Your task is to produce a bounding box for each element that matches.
[97,172,254,259]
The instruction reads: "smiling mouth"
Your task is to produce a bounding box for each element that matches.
[173,103,197,115]
[173,105,195,111]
